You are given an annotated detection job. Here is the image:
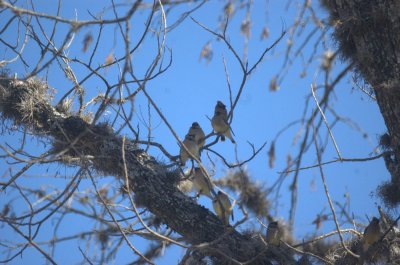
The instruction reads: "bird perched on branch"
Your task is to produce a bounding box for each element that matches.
[266,221,280,246]
[362,217,381,252]
[211,101,235,143]
[179,134,200,166]
[214,101,228,117]
[213,191,233,225]
[192,167,213,199]
[188,122,205,148]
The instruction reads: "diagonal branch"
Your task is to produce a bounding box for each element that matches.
[0,76,285,263]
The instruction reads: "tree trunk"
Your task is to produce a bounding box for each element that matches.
[322,0,400,205]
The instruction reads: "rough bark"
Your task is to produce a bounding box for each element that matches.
[0,77,293,264]
[322,0,400,205]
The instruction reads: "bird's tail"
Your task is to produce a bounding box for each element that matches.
[225,130,235,144]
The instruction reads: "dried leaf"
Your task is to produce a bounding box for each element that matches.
[286,153,292,167]
[269,75,279,92]
[199,42,213,64]
[2,204,10,216]
[312,215,322,230]
[260,26,270,40]
[240,19,251,39]
[268,141,275,168]
[97,230,109,249]
[312,214,328,230]
[105,51,114,66]
[82,32,93,52]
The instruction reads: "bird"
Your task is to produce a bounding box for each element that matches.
[214,101,228,117]
[192,167,213,198]
[176,179,193,193]
[266,221,280,246]
[362,217,381,252]
[179,134,200,165]
[212,191,233,225]
[211,101,235,143]
[188,122,205,148]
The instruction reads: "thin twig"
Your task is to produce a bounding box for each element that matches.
[5,221,57,265]
[280,152,385,173]
[292,229,361,248]
[282,241,333,264]
[121,136,188,248]
[311,84,342,160]
[87,169,154,264]
[312,119,359,259]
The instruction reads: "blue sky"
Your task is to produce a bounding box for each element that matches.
[0,1,389,264]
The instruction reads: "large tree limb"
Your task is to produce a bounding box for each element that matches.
[0,77,291,264]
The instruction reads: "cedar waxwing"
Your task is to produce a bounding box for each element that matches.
[212,191,233,225]
[192,167,213,199]
[180,134,200,165]
[188,122,205,148]
[215,101,228,117]
[362,217,381,252]
[211,101,235,143]
[266,221,280,246]
[177,179,193,193]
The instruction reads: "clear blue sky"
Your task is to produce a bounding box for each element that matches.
[0,1,388,264]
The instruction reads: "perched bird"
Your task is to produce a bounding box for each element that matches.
[266,221,280,246]
[192,167,213,198]
[214,101,228,117]
[188,122,206,148]
[211,101,235,143]
[212,191,233,225]
[362,217,381,252]
[177,179,193,193]
[180,134,200,165]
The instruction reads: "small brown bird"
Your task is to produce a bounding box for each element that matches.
[188,122,205,148]
[211,101,235,143]
[192,167,213,198]
[214,101,228,116]
[266,221,280,246]
[82,32,93,52]
[179,134,200,165]
[212,191,233,225]
[362,217,380,252]
[177,179,193,193]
